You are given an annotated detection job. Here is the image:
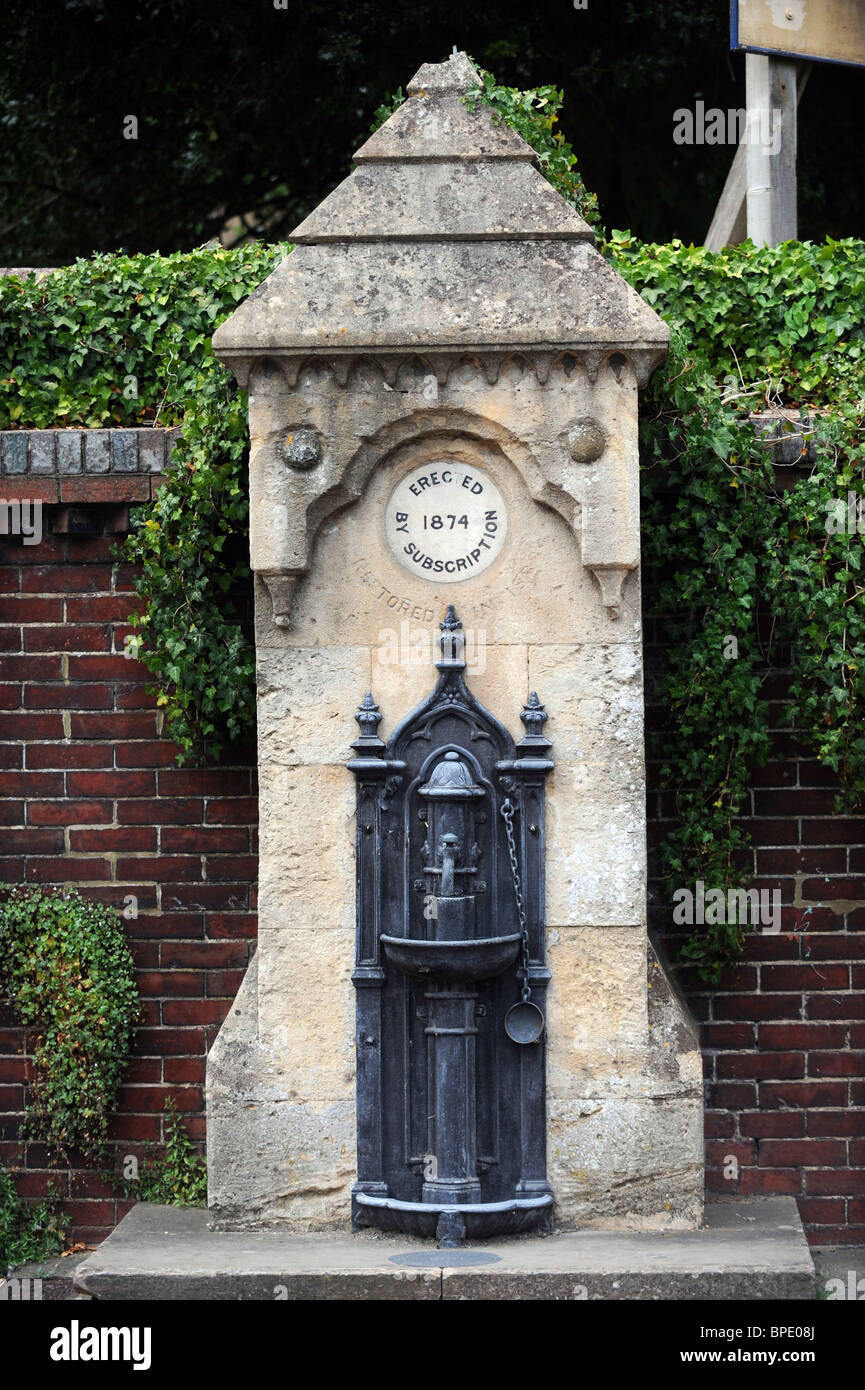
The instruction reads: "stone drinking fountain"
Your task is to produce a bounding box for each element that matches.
[205,51,705,1244]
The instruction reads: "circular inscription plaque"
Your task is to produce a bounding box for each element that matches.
[385,463,508,583]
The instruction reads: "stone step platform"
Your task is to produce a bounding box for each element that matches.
[72,1197,815,1301]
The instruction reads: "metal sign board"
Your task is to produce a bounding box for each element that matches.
[732,0,865,68]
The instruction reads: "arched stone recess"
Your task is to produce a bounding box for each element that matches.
[496,353,533,388]
[296,358,336,393]
[252,406,587,634]
[346,356,387,392]
[252,392,647,631]
[444,354,489,388]
[394,355,436,392]
[315,406,572,532]
[548,351,590,387]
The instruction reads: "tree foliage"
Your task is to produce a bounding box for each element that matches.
[1,0,861,261]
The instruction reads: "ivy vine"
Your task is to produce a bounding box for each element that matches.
[613,234,865,977]
[0,1168,68,1274]
[0,244,285,761]
[0,887,139,1161]
[120,1098,207,1207]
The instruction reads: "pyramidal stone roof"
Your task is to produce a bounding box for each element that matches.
[213,53,668,357]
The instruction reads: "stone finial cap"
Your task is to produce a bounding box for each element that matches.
[212,53,670,360]
[352,92,533,165]
[406,51,482,95]
[291,49,592,244]
[352,47,531,166]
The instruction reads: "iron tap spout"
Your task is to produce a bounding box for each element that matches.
[439,832,458,897]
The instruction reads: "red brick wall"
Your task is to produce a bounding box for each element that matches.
[0,520,257,1245]
[647,635,865,1249]
[1,496,863,1249]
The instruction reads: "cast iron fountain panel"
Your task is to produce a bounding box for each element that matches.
[348,606,554,1246]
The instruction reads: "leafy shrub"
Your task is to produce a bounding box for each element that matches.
[0,888,139,1160]
[0,245,285,762]
[0,244,284,430]
[463,64,601,230]
[122,1099,207,1207]
[613,235,865,976]
[0,1168,67,1275]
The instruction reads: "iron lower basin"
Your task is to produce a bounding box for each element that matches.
[380,933,521,983]
[354,1191,554,1243]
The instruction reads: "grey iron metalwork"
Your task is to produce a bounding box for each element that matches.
[348,605,554,1245]
[500,796,546,1046]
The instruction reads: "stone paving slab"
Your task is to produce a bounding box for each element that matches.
[72,1197,815,1301]
[812,1247,865,1300]
[1,1255,86,1301]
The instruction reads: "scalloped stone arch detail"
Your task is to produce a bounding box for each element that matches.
[304,405,582,551]
[547,351,590,387]
[444,354,489,388]
[346,356,387,391]
[246,357,288,394]
[395,355,437,392]
[496,352,533,386]
[295,358,336,392]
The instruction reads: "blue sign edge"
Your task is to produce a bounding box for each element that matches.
[729,0,865,69]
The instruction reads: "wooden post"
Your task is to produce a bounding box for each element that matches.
[706,59,807,250]
[746,53,798,245]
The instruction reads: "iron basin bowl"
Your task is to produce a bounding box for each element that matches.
[380,933,521,983]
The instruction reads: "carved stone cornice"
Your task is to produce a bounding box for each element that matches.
[227,346,667,395]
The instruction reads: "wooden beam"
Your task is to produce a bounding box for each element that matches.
[746,53,798,245]
[705,140,747,252]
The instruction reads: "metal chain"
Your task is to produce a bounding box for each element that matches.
[500,798,531,1003]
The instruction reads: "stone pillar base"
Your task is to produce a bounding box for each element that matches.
[206,944,703,1233]
[206,956,355,1231]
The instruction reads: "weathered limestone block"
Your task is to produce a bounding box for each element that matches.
[548,1096,704,1228]
[546,928,648,1053]
[206,955,357,1229]
[256,762,355,932]
[256,645,371,767]
[547,942,703,1228]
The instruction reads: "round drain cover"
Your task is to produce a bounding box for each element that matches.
[389,1250,501,1267]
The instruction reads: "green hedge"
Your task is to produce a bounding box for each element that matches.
[612,235,865,974]
[0,245,285,757]
[0,244,285,430]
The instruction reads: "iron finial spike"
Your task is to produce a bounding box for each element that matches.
[440,604,462,632]
[351,691,385,754]
[436,606,466,670]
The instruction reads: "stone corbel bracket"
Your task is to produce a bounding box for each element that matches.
[258,572,301,629]
[586,563,632,621]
